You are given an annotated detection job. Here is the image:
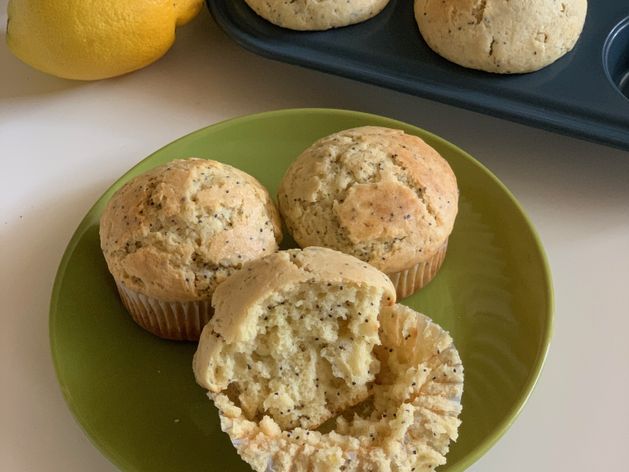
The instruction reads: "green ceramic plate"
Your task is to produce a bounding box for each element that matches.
[50,108,553,472]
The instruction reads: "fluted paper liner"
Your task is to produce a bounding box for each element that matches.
[116,282,213,341]
[206,304,463,471]
[387,240,449,299]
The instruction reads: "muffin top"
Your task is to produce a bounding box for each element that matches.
[100,158,282,302]
[207,246,395,344]
[415,0,588,74]
[278,126,458,274]
[244,0,391,31]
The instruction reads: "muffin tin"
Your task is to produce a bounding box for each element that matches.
[208,0,629,151]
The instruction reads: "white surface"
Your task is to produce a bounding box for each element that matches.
[2,4,628,472]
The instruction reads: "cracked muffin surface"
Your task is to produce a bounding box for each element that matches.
[277,126,458,275]
[415,0,588,73]
[99,157,282,302]
[243,0,391,31]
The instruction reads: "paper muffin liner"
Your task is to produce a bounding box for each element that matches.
[115,282,213,341]
[387,239,449,299]
[206,304,463,472]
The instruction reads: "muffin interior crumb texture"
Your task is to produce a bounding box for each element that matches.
[99,158,281,302]
[198,280,386,430]
[414,0,588,73]
[243,0,391,31]
[211,303,463,472]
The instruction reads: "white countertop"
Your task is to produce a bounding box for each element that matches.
[2,4,628,471]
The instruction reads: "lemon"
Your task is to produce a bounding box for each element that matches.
[6,0,203,80]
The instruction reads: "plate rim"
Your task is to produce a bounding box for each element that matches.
[49,107,554,472]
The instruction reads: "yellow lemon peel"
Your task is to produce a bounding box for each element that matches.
[6,0,203,80]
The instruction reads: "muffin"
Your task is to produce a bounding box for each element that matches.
[203,299,463,472]
[415,0,588,73]
[99,158,282,341]
[193,247,396,430]
[278,126,458,299]
[244,0,391,31]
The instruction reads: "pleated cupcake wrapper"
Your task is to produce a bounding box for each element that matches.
[209,305,464,472]
[387,240,448,299]
[115,282,213,341]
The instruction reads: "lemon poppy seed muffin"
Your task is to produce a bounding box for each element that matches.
[244,0,391,31]
[209,302,464,472]
[99,158,282,341]
[415,0,588,73]
[193,247,396,431]
[278,126,459,298]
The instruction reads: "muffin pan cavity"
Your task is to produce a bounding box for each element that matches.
[604,17,629,100]
[209,0,629,151]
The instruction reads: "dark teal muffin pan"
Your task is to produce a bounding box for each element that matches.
[208,0,629,151]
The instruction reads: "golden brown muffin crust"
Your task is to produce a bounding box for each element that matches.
[278,126,458,274]
[100,158,282,301]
